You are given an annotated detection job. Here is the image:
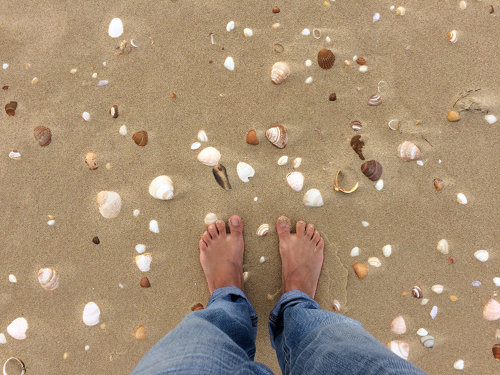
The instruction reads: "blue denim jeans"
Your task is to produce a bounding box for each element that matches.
[131,287,426,374]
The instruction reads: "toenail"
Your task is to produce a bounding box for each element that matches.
[231,217,239,226]
[279,221,288,228]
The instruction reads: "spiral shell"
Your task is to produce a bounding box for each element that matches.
[204,213,217,226]
[286,171,304,192]
[197,147,221,166]
[132,131,148,146]
[37,267,59,291]
[97,191,122,218]
[447,30,458,43]
[483,298,500,321]
[397,141,421,161]
[303,188,323,207]
[5,101,17,116]
[361,160,383,181]
[266,125,288,149]
[33,126,52,146]
[387,340,409,360]
[237,162,255,182]
[367,94,382,106]
[317,49,335,69]
[136,253,152,272]
[82,302,100,326]
[84,152,98,170]
[271,62,291,85]
[149,175,174,200]
[391,315,407,335]
[7,317,28,340]
[256,224,270,236]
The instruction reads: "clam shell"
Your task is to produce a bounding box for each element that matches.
[84,152,98,170]
[367,94,382,106]
[277,155,288,166]
[286,171,304,192]
[149,175,174,200]
[437,239,449,254]
[350,120,362,131]
[135,244,146,254]
[391,315,407,335]
[421,335,434,348]
[136,253,152,272]
[417,328,428,337]
[134,325,146,340]
[204,213,217,226]
[474,249,489,262]
[37,267,59,291]
[237,162,255,182]
[97,191,122,218]
[447,110,460,122]
[224,56,235,71]
[82,302,100,326]
[82,111,90,121]
[447,30,458,43]
[7,317,28,340]
[132,131,148,146]
[5,101,17,116]
[149,220,159,233]
[303,188,323,207]
[292,157,302,168]
[483,298,500,321]
[430,305,438,319]
[456,193,468,204]
[110,105,119,118]
[485,114,497,124]
[191,142,201,150]
[317,49,335,69]
[197,130,208,142]
[353,263,368,279]
[213,164,232,190]
[387,340,409,360]
[197,147,221,166]
[433,178,444,191]
[368,257,381,267]
[256,224,270,236]
[350,247,360,257]
[382,244,392,257]
[271,62,291,85]
[140,277,151,288]
[361,160,383,181]
[108,18,124,38]
[397,141,421,161]
[411,285,423,299]
[431,284,444,294]
[33,126,52,146]
[266,125,288,148]
[246,129,259,145]
[453,360,464,370]
[493,343,500,361]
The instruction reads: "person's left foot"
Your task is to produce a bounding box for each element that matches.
[199,216,245,294]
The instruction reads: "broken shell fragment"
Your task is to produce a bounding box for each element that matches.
[350,120,362,131]
[391,315,407,335]
[7,318,28,340]
[82,302,100,326]
[367,94,382,106]
[431,284,444,294]
[246,129,259,145]
[493,343,500,360]
[256,224,270,236]
[191,142,201,150]
[333,169,359,194]
[191,303,204,311]
[447,30,458,43]
[417,328,428,337]
[412,285,423,299]
[271,62,291,85]
[134,325,146,340]
[453,359,464,370]
[277,155,289,166]
[132,131,148,146]
[421,335,434,348]
[197,130,208,142]
[433,178,444,191]
[266,124,288,148]
[110,105,119,118]
[382,244,392,257]
[84,152,98,170]
[97,191,122,218]
[396,6,406,15]
[361,160,383,181]
[33,126,52,146]
[140,276,151,288]
[204,213,217,226]
[456,193,468,205]
[387,340,409,360]
[317,49,335,69]
[149,220,159,233]
[37,267,59,291]
[136,253,152,272]
[224,56,235,71]
[353,263,368,279]
[286,171,304,192]
[398,141,421,161]
[149,175,174,200]
[197,147,221,166]
[108,18,124,38]
[237,162,255,182]
[368,257,382,267]
[292,157,302,168]
[474,249,489,262]
[447,110,460,122]
[303,189,323,207]
[213,164,232,190]
[119,124,127,135]
[5,101,17,116]
[9,150,21,159]
[350,135,365,160]
[437,239,449,255]
[82,111,90,121]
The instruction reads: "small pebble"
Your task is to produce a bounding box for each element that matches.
[301,28,310,36]
[329,93,337,101]
[430,305,438,319]
[0,333,6,344]
[453,359,464,370]
[133,209,140,217]
[85,345,90,351]
[361,221,369,227]
[92,236,100,244]
[8,274,17,283]
[456,193,468,205]
[484,114,497,124]
[63,352,69,360]
[259,256,265,264]
[373,13,380,22]
[226,21,235,32]
[305,77,313,84]
[305,59,312,67]
[375,179,384,191]
[350,247,360,257]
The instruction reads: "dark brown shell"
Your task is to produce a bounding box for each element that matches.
[132,131,148,146]
[317,49,335,69]
[110,105,119,118]
[272,6,280,13]
[411,285,423,299]
[361,160,382,181]
[33,126,52,146]
[5,101,17,116]
[356,57,367,65]
[493,343,500,360]
[329,93,337,101]
[92,236,100,244]
[140,277,151,288]
[213,163,232,190]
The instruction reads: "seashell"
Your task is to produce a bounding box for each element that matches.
[266,124,288,148]
[350,247,360,257]
[119,124,127,135]
[277,155,289,166]
[272,6,280,13]
[391,315,407,334]
[329,93,337,101]
[213,164,232,190]
[132,131,148,146]
[397,141,421,161]
[149,175,174,200]
[332,299,341,312]
[92,236,100,244]
[0,333,5,344]
[134,325,146,340]
[474,249,489,262]
[361,160,383,181]
[149,220,159,233]
[396,6,406,15]
[412,285,423,299]
[483,298,500,321]
[293,157,302,168]
[197,147,221,166]
[246,129,259,145]
[305,76,313,84]
[356,57,367,65]
[373,12,380,22]
[447,30,458,43]
[237,162,255,182]
[433,178,444,191]
[430,305,438,319]
[82,302,100,326]
[110,105,119,118]
[197,130,208,142]
[493,343,500,361]
[368,257,381,267]
[493,277,500,286]
[456,193,468,205]
[256,224,270,236]
[367,94,382,106]
[9,274,17,283]
[97,80,109,87]
[97,191,122,219]
[191,142,201,150]
[133,209,140,217]
[334,169,359,194]
[453,359,464,370]
[226,20,235,32]
[243,28,253,37]
[286,171,304,192]
[431,284,444,294]
[350,135,365,160]
[361,221,369,227]
[33,126,52,146]
[7,317,28,340]
[37,267,59,290]
[353,263,368,279]
[135,244,146,254]
[382,244,392,257]
[82,111,90,121]
[204,213,217,226]
[317,49,335,69]
[243,271,250,282]
[447,110,460,122]
[421,298,429,305]
[472,280,481,287]
[271,62,291,85]
[108,18,124,38]
[140,276,151,288]
[350,120,362,131]
[224,56,234,71]
[5,101,17,116]
[303,188,323,207]
[485,114,497,124]
[417,328,428,337]
[301,28,310,36]
[359,65,368,73]
[136,253,152,272]
[437,239,449,254]
[191,302,204,311]
[9,149,21,160]
[84,152,98,170]
[420,335,434,348]
[387,340,409,360]
[375,179,384,191]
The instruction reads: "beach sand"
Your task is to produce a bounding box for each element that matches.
[0,0,499,373]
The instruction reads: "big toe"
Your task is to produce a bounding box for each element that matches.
[276,216,291,238]
[228,215,243,234]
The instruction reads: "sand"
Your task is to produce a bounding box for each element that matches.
[0,0,499,374]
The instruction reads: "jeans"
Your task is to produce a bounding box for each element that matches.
[131,286,427,375]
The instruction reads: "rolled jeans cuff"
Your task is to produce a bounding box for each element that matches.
[269,289,320,327]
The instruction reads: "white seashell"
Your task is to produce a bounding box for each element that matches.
[70,68,78,74]
[303,189,323,207]
[396,6,406,15]
[430,305,438,319]
[271,23,280,29]
[119,124,127,135]
[47,219,55,226]
[97,191,122,219]
[493,277,500,287]
[108,18,124,38]
[197,130,208,142]
[368,257,382,267]
[484,114,497,124]
[474,249,489,262]
[9,274,17,283]
[325,36,331,43]
[456,193,468,205]
[243,271,250,282]
[305,59,312,67]
[459,1,467,10]
[38,267,59,290]
[359,65,368,73]
[271,62,291,85]
[373,12,380,22]
[133,209,140,217]
[136,253,152,272]
[361,221,369,227]
[237,162,255,182]
[97,79,108,87]
[266,125,288,148]
[431,284,444,294]
[0,333,6,344]
[416,160,424,166]
[7,317,28,340]
[226,21,235,32]
[82,112,90,121]
[305,77,313,84]
[191,142,201,150]
[197,147,221,166]
[397,141,421,161]
[453,360,464,370]
[382,244,392,257]
[259,256,265,263]
[286,172,304,192]
[421,298,429,306]
[3,63,9,69]
[149,175,174,200]
[350,247,360,257]
[277,155,288,166]
[447,30,458,43]
[417,328,428,337]
[204,213,217,226]
[82,302,100,326]
[149,220,159,233]
[9,150,21,159]
[135,244,146,254]
[391,315,407,335]
[224,56,234,71]
[387,340,409,360]
[301,28,310,36]
[483,298,500,321]
[293,157,302,168]
[437,239,449,255]
[256,224,270,236]
[243,28,253,37]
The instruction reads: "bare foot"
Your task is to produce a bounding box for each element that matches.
[276,216,324,298]
[199,216,244,294]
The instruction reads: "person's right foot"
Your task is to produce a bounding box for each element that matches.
[276,216,324,298]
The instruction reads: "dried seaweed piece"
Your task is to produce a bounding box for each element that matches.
[213,164,231,190]
[350,135,365,160]
[114,40,132,56]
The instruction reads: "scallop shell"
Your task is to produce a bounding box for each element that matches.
[286,172,304,192]
[82,302,100,326]
[474,249,489,262]
[84,152,98,170]
[33,126,52,146]
[367,94,382,106]
[397,141,421,161]
[97,191,122,219]
[353,263,368,279]
[271,62,291,85]
[303,188,323,207]
[361,160,383,181]
[483,298,500,321]
[108,18,124,38]
[7,318,28,340]
[387,340,409,360]
[204,213,217,226]
[412,285,423,299]
[447,30,458,43]
[37,267,59,291]
[277,155,288,166]
[5,101,17,116]
[197,147,221,166]
[317,49,335,69]
[256,224,270,236]
[265,125,288,149]
[136,253,152,272]
[132,131,148,146]
[391,315,407,335]
[437,239,449,254]
[149,175,174,200]
[236,162,255,182]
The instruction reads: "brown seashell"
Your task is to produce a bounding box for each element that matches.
[367,94,382,106]
[397,141,421,161]
[447,110,460,122]
[84,152,98,170]
[140,276,151,288]
[266,124,288,149]
[329,93,337,101]
[246,129,259,145]
[489,5,494,14]
[350,120,362,131]
[356,57,367,65]
[110,105,119,118]
[317,49,335,69]
[191,303,205,311]
[132,131,148,146]
[361,160,382,181]
[114,40,132,55]
[134,325,146,340]
[2,84,9,90]
[412,285,423,299]
[213,164,232,190]
[92,236,100,244]
[493,343,500,361]
[353,263,368,279]
[271,62,291,85]
[5,101,17,116]
[272,6,280,13]
[433,178,444,191]
[350,135,365,160]
[33,126,52,146]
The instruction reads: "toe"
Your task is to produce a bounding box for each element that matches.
[208,224,218,239]
[306,224,315,239]
[276,216,291,238]
[215,220,227,237]
[312,230,321,245]
[316,238,325,252]
[228,215,243,234]
[202,231,212,244]
[296,221,306,237]
[199,239,208,251]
